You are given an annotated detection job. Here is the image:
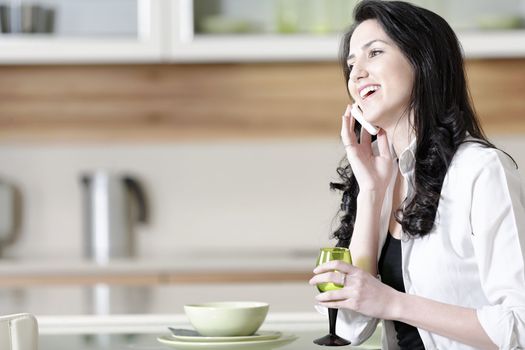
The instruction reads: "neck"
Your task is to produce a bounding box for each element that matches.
[383,110,415,157]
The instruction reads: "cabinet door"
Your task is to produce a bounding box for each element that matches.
[429,0,525,58]
[0,0,165,64]
[169,0,525,62]
[169,0,351,62]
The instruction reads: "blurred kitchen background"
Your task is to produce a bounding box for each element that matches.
[0,0,524,319]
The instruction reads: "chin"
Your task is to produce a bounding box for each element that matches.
[364,106,397,128]
[362,110,382,126]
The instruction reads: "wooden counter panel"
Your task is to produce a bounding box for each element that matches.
[0,63,344,141]
[466,59,525,133]
[0,60,523,141]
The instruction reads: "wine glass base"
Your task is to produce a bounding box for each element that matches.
[313,334,351,346]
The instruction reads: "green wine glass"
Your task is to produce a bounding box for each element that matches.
[313,247,352,347]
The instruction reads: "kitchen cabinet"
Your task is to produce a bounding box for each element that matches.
[0,59,524,141]
[168,0,345,62]
[169,0,525,61]
[0,0,524,64]
[0,0,164,63]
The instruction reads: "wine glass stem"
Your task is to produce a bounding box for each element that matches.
[328,308,338,335]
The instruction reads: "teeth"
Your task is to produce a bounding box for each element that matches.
[359,85,380,99]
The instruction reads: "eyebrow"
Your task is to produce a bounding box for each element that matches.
[347,39,390,62]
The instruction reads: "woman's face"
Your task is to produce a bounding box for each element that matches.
[347,19,414,130]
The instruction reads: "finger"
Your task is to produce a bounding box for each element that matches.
[313,260,357,275]
[316,289,348,302]
[348,115,356,145]
[309,271,345,286]
[344,104,352,117]
[359,121,372,150]
[341,115,351,146]
[341,105,356,147]
[318,301,345,309]
[376,129,392,158]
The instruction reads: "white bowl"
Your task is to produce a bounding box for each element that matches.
[184,301,269,337]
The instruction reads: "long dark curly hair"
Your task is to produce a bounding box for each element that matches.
[331,0,498,248]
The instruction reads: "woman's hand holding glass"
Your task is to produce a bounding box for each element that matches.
[341,104,394,194]
[310,259,400,320]
[312,248,352,346]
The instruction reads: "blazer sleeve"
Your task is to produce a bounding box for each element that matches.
[470,149,525,348]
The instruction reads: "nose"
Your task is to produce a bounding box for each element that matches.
[349,64,367,83]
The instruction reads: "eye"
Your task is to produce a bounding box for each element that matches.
[369,49,383,58]
[347,64,354,72]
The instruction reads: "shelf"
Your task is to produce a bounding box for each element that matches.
[0,37,164,64]
[170,34,341,62]
[0,271,311,287]
[0,254,313,286]
[459,30,525,58]
[2,31,525,64]
[169,31,525,63]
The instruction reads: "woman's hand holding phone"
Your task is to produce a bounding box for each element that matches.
[341,104,394,194]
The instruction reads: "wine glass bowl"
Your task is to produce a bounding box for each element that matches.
[313,247,352,347]
[316,247,352,293]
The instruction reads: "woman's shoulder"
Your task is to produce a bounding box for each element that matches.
[451,138,517,175]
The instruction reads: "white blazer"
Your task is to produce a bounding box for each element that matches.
[328,139,525,350]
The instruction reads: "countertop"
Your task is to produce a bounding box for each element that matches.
[37,312,383,350]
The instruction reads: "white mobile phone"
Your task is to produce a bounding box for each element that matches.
[351,104,379,135]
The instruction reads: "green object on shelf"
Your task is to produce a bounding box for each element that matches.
[275,0,301,34]
[476,15,523,30]
[275,0,355,35]
[199,15,257,34]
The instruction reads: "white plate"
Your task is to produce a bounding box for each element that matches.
[168,328,282,343]
[157,333,297,350]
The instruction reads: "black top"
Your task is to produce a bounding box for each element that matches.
[378,233,425,350]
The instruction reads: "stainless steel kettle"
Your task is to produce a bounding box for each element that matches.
[81,171,148,263]
[0,181,20,258]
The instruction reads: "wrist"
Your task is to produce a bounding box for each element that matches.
[357,190,385,207]
[386,289,406,321]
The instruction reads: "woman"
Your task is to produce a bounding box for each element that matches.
[309,1,525,349]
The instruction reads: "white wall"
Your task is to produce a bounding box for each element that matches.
[0,138,342,259]
[0,134,524,260]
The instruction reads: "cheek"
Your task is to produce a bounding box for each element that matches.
[394,63,415,94]
[347,79,358,101]
[398,77,414,102]
[387,69,414,100]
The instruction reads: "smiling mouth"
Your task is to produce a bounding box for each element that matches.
[359,85,381,100]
